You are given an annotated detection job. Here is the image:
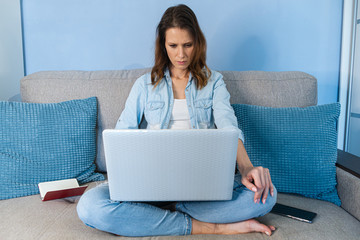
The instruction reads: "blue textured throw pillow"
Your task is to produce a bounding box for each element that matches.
[0,97,104,200]
[232,103,341,206]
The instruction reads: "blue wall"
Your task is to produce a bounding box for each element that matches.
[22,0,343,104]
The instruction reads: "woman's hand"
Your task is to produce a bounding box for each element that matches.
[240,166,274,204]
[236,139,274,204]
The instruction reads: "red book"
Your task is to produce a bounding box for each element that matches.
[38,179,87,201]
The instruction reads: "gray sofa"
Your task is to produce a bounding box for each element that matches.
[1,69,360,239]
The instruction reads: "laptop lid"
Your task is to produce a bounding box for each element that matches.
[103,129,238,201]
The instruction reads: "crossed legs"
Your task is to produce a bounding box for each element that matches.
[77,182,277,237]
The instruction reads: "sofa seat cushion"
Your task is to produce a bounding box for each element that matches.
[1,181,360,240]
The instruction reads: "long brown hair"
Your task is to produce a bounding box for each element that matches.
[151,4,211,89]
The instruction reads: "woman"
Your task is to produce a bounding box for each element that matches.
[77,4,277,237]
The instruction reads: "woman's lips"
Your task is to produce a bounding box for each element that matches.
[177,61,186,65]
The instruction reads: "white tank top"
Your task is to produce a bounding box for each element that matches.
[168,99,191,130]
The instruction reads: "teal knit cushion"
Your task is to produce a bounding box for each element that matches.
[0,97,104,200]
[232,103,341,206]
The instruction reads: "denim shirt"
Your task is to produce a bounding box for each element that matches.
[115,69,244,142]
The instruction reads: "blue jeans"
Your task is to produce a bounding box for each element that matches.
[77,174,277,237]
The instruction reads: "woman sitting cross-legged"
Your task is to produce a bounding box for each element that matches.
[77,4,277,237]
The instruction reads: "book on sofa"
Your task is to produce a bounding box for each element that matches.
[38,179,88,201]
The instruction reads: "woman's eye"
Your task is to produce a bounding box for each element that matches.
[169,44,176,48]
[185,43,193,48]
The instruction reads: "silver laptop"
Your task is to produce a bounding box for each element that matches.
[103,129,238,201]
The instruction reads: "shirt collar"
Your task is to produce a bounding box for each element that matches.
[164,68,171,82]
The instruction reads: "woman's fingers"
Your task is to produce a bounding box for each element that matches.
[268,169,275,197]
[262,169,271,204]
[253,167,265,204]
[244,167,273,204]
[241,175,258,193]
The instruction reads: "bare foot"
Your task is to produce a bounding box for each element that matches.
[192,218,276,236]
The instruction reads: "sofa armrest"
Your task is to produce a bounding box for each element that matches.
[336,150,360,221]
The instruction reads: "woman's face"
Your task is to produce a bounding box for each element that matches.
[165,27,194,73]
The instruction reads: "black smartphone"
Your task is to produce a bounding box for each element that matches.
[270,203,317,223]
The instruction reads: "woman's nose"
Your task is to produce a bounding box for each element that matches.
[177,47,185,57]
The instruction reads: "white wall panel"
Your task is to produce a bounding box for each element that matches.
[0,0,24,101]
[348,116,360,156]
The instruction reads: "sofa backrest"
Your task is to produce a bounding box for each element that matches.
[21,69,317,172]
